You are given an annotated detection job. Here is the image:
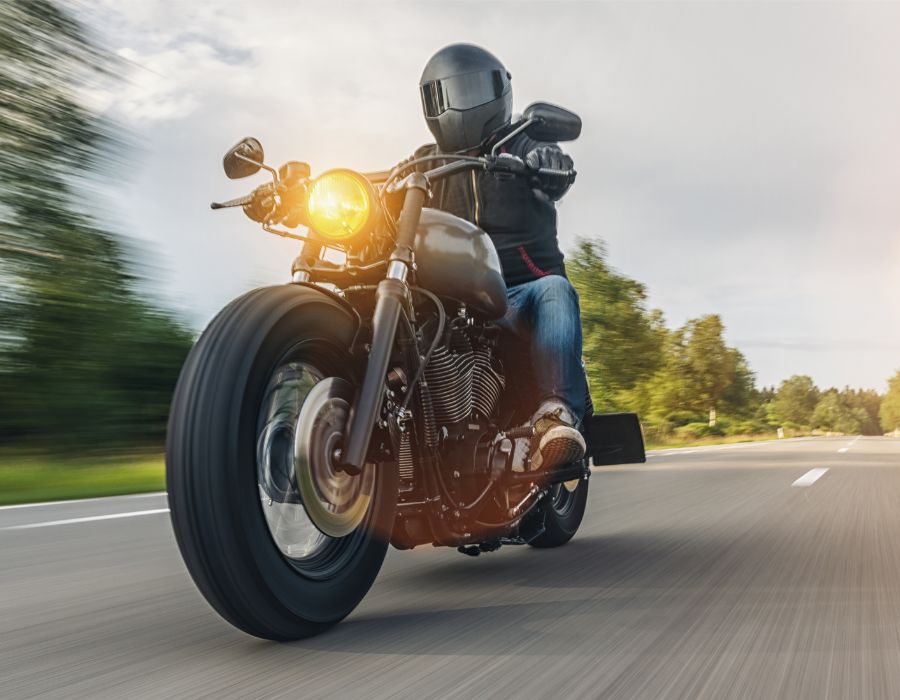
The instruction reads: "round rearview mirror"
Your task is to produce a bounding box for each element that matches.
[223,137,265,179]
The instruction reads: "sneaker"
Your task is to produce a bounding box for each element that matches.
[530,402,586,471]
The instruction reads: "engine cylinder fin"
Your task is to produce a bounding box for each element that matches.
[398,430,415,482]
[419,381,439,448]
[424,344,475,425]
[471,346,505,418]
[422,325,505,428]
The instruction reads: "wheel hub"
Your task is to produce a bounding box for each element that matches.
[294,378,375,537]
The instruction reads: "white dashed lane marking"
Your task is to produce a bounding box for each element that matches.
[837,436,860,453]
[792,468,829,488]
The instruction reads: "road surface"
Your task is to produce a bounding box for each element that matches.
[3,436,900,699]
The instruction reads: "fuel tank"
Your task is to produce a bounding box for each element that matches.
[414,208,508,320]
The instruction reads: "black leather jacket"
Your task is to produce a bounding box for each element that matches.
[413,130,572,288]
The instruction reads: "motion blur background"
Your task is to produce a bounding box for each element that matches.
[2,0,900,503]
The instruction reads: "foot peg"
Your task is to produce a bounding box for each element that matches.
[457,539,502,557]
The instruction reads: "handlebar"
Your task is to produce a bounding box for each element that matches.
[210,193,255,210]
[386,153,575,193]
[211,153,575,218]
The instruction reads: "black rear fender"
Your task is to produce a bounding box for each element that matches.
[584,412,646,466]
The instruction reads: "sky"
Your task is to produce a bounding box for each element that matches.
[77,0,900,391]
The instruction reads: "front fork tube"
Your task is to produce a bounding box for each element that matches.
[340,175,428,471]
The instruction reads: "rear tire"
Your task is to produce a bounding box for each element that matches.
[528,472,588,549]
[166,285,396,640]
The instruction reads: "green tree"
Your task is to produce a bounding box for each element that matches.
[679,315,736,422]
[770,375,820,427]
[0,0,191,449]
[720,349,758,417]
[635,327,698,423]
[621,314,757,439]
[840,387,882,435]
[880,371,900,434]
[810,390,864,434]
[569,239,665,411]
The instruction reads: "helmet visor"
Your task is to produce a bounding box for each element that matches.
[421,70,509,118]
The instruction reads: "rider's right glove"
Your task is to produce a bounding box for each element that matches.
[243,182,277,223]
[243,180,309,228]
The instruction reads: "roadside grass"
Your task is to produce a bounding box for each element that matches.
[0,432,813,505]
[0,453,165,506]
[644,432,791,451]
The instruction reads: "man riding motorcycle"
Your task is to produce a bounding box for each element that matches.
[410,43,588,471]
[165,41,648,641]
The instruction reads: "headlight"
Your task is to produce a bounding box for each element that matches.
[306,169,376,242]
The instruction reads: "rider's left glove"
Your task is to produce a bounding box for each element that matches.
[525,145,575,201]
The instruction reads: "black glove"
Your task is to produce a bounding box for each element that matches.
[243,180,310,227]
[525,145,575,201]
[243,182,277,223]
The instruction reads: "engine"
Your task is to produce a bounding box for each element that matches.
[392,314,513,547]
[394,316,506,494]
[424,321,505,428]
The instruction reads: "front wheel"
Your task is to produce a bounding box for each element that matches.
[528,473,589,549]
[167,285,397,640]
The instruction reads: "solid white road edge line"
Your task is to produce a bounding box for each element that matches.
[2,508,170,530]
[0,491,166,511]
[792,468,829,488]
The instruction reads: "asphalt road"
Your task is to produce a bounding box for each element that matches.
[3,436,900,699]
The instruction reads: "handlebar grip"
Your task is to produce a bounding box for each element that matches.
[487,155,575,180]
[535,166,576,179]
[210,194,254,210]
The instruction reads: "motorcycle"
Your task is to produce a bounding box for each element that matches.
[166,102,645,640]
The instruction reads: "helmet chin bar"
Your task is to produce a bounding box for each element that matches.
[425,97,513,154]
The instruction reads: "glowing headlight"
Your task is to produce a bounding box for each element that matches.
[306,169,375,241]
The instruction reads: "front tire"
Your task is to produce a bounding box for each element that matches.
[166,285,396,640]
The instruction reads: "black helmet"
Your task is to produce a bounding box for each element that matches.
[419,44,512,153]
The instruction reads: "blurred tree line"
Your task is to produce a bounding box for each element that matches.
[568,241,891,442]
[0,0,191,451]
[879,371,900,435]
[1,1,895,456]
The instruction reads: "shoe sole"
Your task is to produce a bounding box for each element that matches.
[533,427,586,471]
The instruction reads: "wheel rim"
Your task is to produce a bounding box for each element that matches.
[255,347,373,578]
[294,378,375,538]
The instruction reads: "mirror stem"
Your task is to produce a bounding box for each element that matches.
[235,153,280,182]
[490,118,535,156]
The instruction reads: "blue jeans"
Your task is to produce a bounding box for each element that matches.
[496,275,588,424]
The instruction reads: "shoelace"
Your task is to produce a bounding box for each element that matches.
[534,407,571,434]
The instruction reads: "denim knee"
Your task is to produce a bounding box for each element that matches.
[531,275,579,308]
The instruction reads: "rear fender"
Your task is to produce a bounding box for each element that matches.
[585,412,646,466]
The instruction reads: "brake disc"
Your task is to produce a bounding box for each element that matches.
[293,377,375,538]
